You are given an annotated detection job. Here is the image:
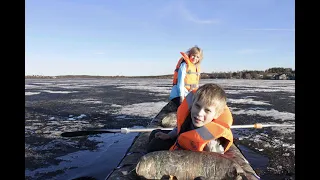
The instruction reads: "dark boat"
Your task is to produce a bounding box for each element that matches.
[106,101,260,180]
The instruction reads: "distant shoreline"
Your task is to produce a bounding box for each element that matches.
[25,67,295,80]
[25,74,173,79]
[25,73,295,80]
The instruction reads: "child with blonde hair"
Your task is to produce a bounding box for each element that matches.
[148,83,234,154]
[169,45,203,107]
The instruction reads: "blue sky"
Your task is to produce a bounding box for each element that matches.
[26,0,295,76]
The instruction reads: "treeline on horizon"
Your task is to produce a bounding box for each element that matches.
[25,67,295,80]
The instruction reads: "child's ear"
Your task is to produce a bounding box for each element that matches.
[213,113,220,119]
[213,111,223,119]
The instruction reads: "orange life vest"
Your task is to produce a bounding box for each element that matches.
[172,52,201,91]
[169,90,234,152]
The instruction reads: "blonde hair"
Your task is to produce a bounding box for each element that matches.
[193,83,227,116]
[186,45,203,65]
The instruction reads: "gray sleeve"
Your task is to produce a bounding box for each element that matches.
[167,127,178,139]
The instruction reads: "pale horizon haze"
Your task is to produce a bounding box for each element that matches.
[26,0,295,76]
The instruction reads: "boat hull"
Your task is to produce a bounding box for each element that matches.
[106,101,259,180]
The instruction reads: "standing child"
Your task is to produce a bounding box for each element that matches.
[169,46,203,108]
[148,83,233,154]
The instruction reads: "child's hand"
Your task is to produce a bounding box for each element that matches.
[155,132,170,140]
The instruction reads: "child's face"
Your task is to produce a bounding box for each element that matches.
[190,100,219,128]
[189,53,200,64]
